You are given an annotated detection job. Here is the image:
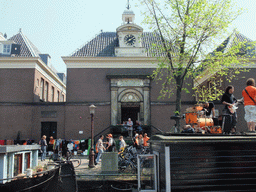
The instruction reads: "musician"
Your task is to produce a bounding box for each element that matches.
[202,102,215,117]
[221,85,237,134]
[242,78,256,132]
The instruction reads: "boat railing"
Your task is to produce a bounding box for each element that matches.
[0,166,59,182]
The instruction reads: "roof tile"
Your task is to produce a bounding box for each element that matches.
[71,32,165,57]
[8,32,41,57]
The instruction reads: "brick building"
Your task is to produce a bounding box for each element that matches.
[1,8,255,142]
[62,8,194,138]
[0,30,66,141]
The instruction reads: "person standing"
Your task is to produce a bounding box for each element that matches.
[135,120,143,133]
[119,135,127,152]
[106,134,115,152]
[221,85,237,134]
[48,136,55,155]
[95,135,105,165]
[133,134,139,148]
[242,78,256,132]
[55,138,62,153]
[67,140,74,153]
[39,135,47,161]
[127,118,133,138]
[143,133,150,147]
[62,139,68,157]
[138,134,144,148]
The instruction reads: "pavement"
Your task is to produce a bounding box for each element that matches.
[37,155,140,191]
[37,154,137,182]
[37,155,103,177]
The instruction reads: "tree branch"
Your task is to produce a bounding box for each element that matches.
[151,1,176,74]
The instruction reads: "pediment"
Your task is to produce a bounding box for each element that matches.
[121,92,140,102]
[116,24,143,33]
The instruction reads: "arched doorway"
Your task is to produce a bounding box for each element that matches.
[110,78,150,126]
[118,89,143,125]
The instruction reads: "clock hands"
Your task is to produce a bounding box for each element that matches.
[127,36,135,44]
[125,35,136,45]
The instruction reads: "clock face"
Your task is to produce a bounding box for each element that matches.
[124,35,136,45]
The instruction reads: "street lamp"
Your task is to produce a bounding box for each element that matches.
[89,104,96,168]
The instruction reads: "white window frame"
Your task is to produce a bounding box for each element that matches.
[40,78,44,101]
[45,82,49,102]
[51,86,54,102]
[3,44,11,54]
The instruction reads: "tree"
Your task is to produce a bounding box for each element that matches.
[139,0,254,132]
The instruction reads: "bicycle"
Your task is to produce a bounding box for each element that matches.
[118,145,151,173]
[48,150,81,168]
[66,150,81,168]
[49,151,63,162]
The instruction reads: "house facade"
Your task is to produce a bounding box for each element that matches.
[0,30,66,141]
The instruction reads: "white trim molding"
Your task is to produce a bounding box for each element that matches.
[62,56,159,69]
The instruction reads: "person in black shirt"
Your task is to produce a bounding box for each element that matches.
[202,102,215,117]
[221,85,237,134]
[199,101,219,127]
[39,135,47,161]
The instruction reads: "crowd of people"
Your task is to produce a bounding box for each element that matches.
[119,118,144,138]
[95,131,150,165]
[39,136,80,161]
[39,129,150,165]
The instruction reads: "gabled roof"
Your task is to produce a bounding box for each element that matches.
[70,32,165,57]
[215,30,255,55]
[194,31,255,87]
[8,31,41,57]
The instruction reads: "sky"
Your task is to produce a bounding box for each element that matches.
[0,0,255,74]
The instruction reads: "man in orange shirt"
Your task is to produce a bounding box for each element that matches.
[242,78,256,132]
[143,133,150,147]
[48,136,55,155]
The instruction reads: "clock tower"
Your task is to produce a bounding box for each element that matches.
[115,6,147,57]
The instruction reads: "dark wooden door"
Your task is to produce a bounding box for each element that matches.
[121,106,140,125]
[41,122,57,142]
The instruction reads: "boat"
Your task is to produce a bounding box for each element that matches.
[0,161,77,192]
